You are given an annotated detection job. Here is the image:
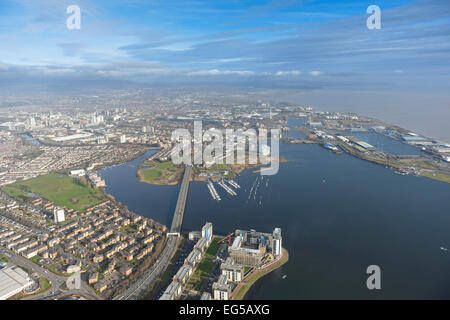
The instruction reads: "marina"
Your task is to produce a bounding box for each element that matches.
[244,176,270,206]
[207,180,221,201]
[228,179,241,189]
[217,180,237,196]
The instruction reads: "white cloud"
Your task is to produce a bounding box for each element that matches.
[218,57,256,63]
[187,69,254,76]
[0,61,10,71]
[275,70,301,76]
[309,71,323,76]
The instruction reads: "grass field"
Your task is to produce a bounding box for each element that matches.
[212,164,228,171]
[49,265,73,277]
[400,160,437,170]
[2,173,107,212]
[423,172,450,184]
[185,238,220,292]
[140,160,183,184]
[205,238,220,258]
[120,223,139,234]
[0,253,8,263]
[235,271,264,300]
[38,277,52,293]
[196,258,214,277]
[30,255,42,264]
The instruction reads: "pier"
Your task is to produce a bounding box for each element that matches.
[207,180,221,201]
[228,179,241,189]
[218,180,237,196]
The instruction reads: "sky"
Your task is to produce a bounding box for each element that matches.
[0,0,450,139]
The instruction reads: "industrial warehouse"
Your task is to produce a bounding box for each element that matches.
[0,266,33,300]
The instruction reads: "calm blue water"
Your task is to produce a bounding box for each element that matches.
[286,117,307,140]
[287,117,307,127]
[99,123,450,299]
[287,117,423,156]
[98,151,178,227]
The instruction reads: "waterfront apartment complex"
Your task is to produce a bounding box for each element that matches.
[212,228,282,300]
[229,228,282,267]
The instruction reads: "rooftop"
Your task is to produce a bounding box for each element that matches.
[0,266,33,300]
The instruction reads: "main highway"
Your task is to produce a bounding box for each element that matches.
[114,165,192,300]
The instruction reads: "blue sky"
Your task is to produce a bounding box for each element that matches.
[1,0,449,88]
[2,1,450,139]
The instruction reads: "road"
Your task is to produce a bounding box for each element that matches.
[170,165,191,234]
[114,165,191,300]
[0,247,100,300]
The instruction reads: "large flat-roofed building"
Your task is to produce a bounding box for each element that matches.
[401,133,427,142]
[51,132,92,142]
[229,229,270,267]
[229,228,282,266]
[70,169,86,177]
[0,266,33,300]
[229,236,265,266]
[354,140,375,150]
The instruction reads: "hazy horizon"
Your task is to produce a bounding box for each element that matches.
[1,0,449,140]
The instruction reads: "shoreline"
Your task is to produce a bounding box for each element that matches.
[232,247,289,300]
[288,126,450,185]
